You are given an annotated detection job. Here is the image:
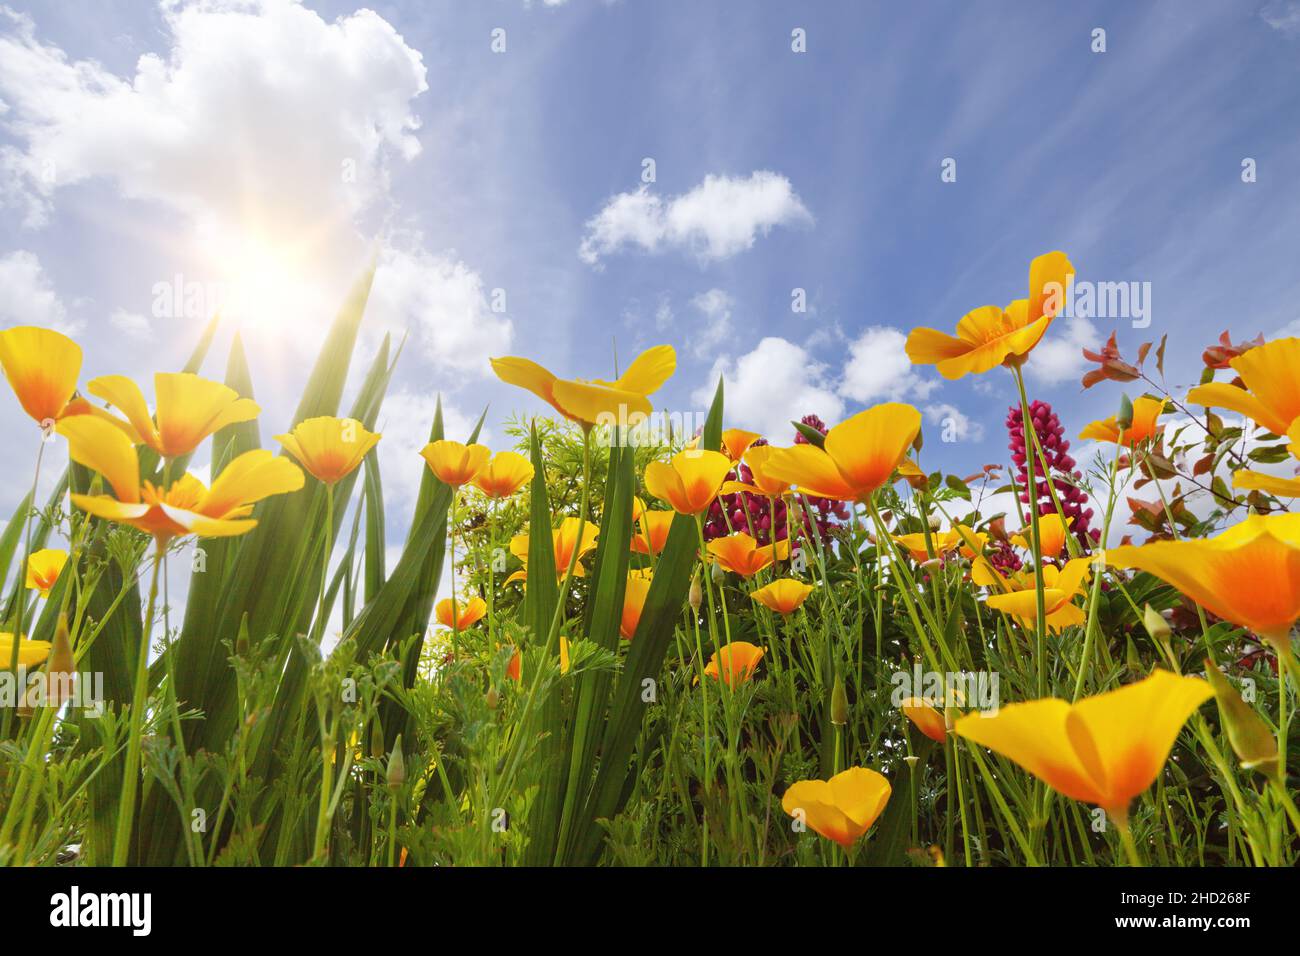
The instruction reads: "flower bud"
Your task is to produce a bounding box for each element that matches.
[386,735,406,790]
[1203,659,1278,776]
[689,572,703,612]
[46,613,75,710]
[1116,393,1135,431]
[830,675,849,727]
[1142,603,1173,657]
[369,719,385,759]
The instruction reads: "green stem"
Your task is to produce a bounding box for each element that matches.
[111,542,164,867]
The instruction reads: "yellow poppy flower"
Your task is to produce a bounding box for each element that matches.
[276,417,381,485]
[1010,514,1073,560]
[975,556,1091,632]
[0,326,83,426]
[471,451,534,499]
[781,767,892,849]
[643,450,731,515]
[706,532,790,577]
[507,517,600,583]
[750,578,814,615]
[1105,514,1300,648]
[0,633,51,670]
[954,670,1211,820]
[1078,396,1166,447]
[720,445,792,498]
[721,428,760,461]
[58,415,303,546]
[1186,337,1300,437]
[760,403,922,502]
[436,596,487,630]
[490,345,675,427]
[420,440,491,488]
[631,509,674,556]
[702,641,765,686]
[904,251,1074,380]
[25,548,68,598]
[892,528,964,563]
[1231,419,1300,497]
[620,573,652,640]
[89,372,259,458]
[901,697,948,743]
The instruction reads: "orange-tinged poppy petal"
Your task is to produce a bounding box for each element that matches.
[152,372,259,457]
[742,445,793,496]
[69,493,152,526]
[201,450,306,517]
[721,428,761,461]
[901,697,947,742]
[57,415,141,503]
[823,402,922,497]
[162,506,258,539]
[631,509,674,555]
[999,308,1055,366]
[421,440,490,488]
[1054,557,1091,598]
[1232,469,1300,497]
[953,303,1010,344]
[620,573,651,639]
[1186,382,1286,437]
[86,374,156,448]
[987,588,1070,621]
[0,326,82,425]
[490,356,563,417]
[904,326,972,366]
[436,596,487,630]
[761,444,859,500]
[24,548,68,597]
[644,451,730,515]
[606,344,676,395]
[1105,514,1300,639]
[276,417,380,485]
[472,451,534,498]
[706,532,787,577]
[957,698,1105,805]
[0,632,52,669]
[1027,251,1074,324]
[750,578,814,615]
[1227,337,1300,436]
[782,767,891,848]
[1066,670,1212,812]
[702,641,765,686]
[551,378,653,426]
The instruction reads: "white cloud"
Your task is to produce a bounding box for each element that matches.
[1262,1,1300,37]
[1025,316,1099,387]
[688,288,733,359]
[0,250,72,332]
[109,307,151,339]
[0,1,426,240]
[694,336,843,440]
[578,171,812,265]
[0,1,511,363]
[367,245,513,375]
[840,325,940,403]
[374,390,490,507]
[924,402,985,443]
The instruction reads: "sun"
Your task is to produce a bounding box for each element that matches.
[199,230,325,335]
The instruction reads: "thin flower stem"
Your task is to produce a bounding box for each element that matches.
[1013,366,1049,697]
[112,542,164,867]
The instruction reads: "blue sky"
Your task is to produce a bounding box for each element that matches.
[2,0,1300,528]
